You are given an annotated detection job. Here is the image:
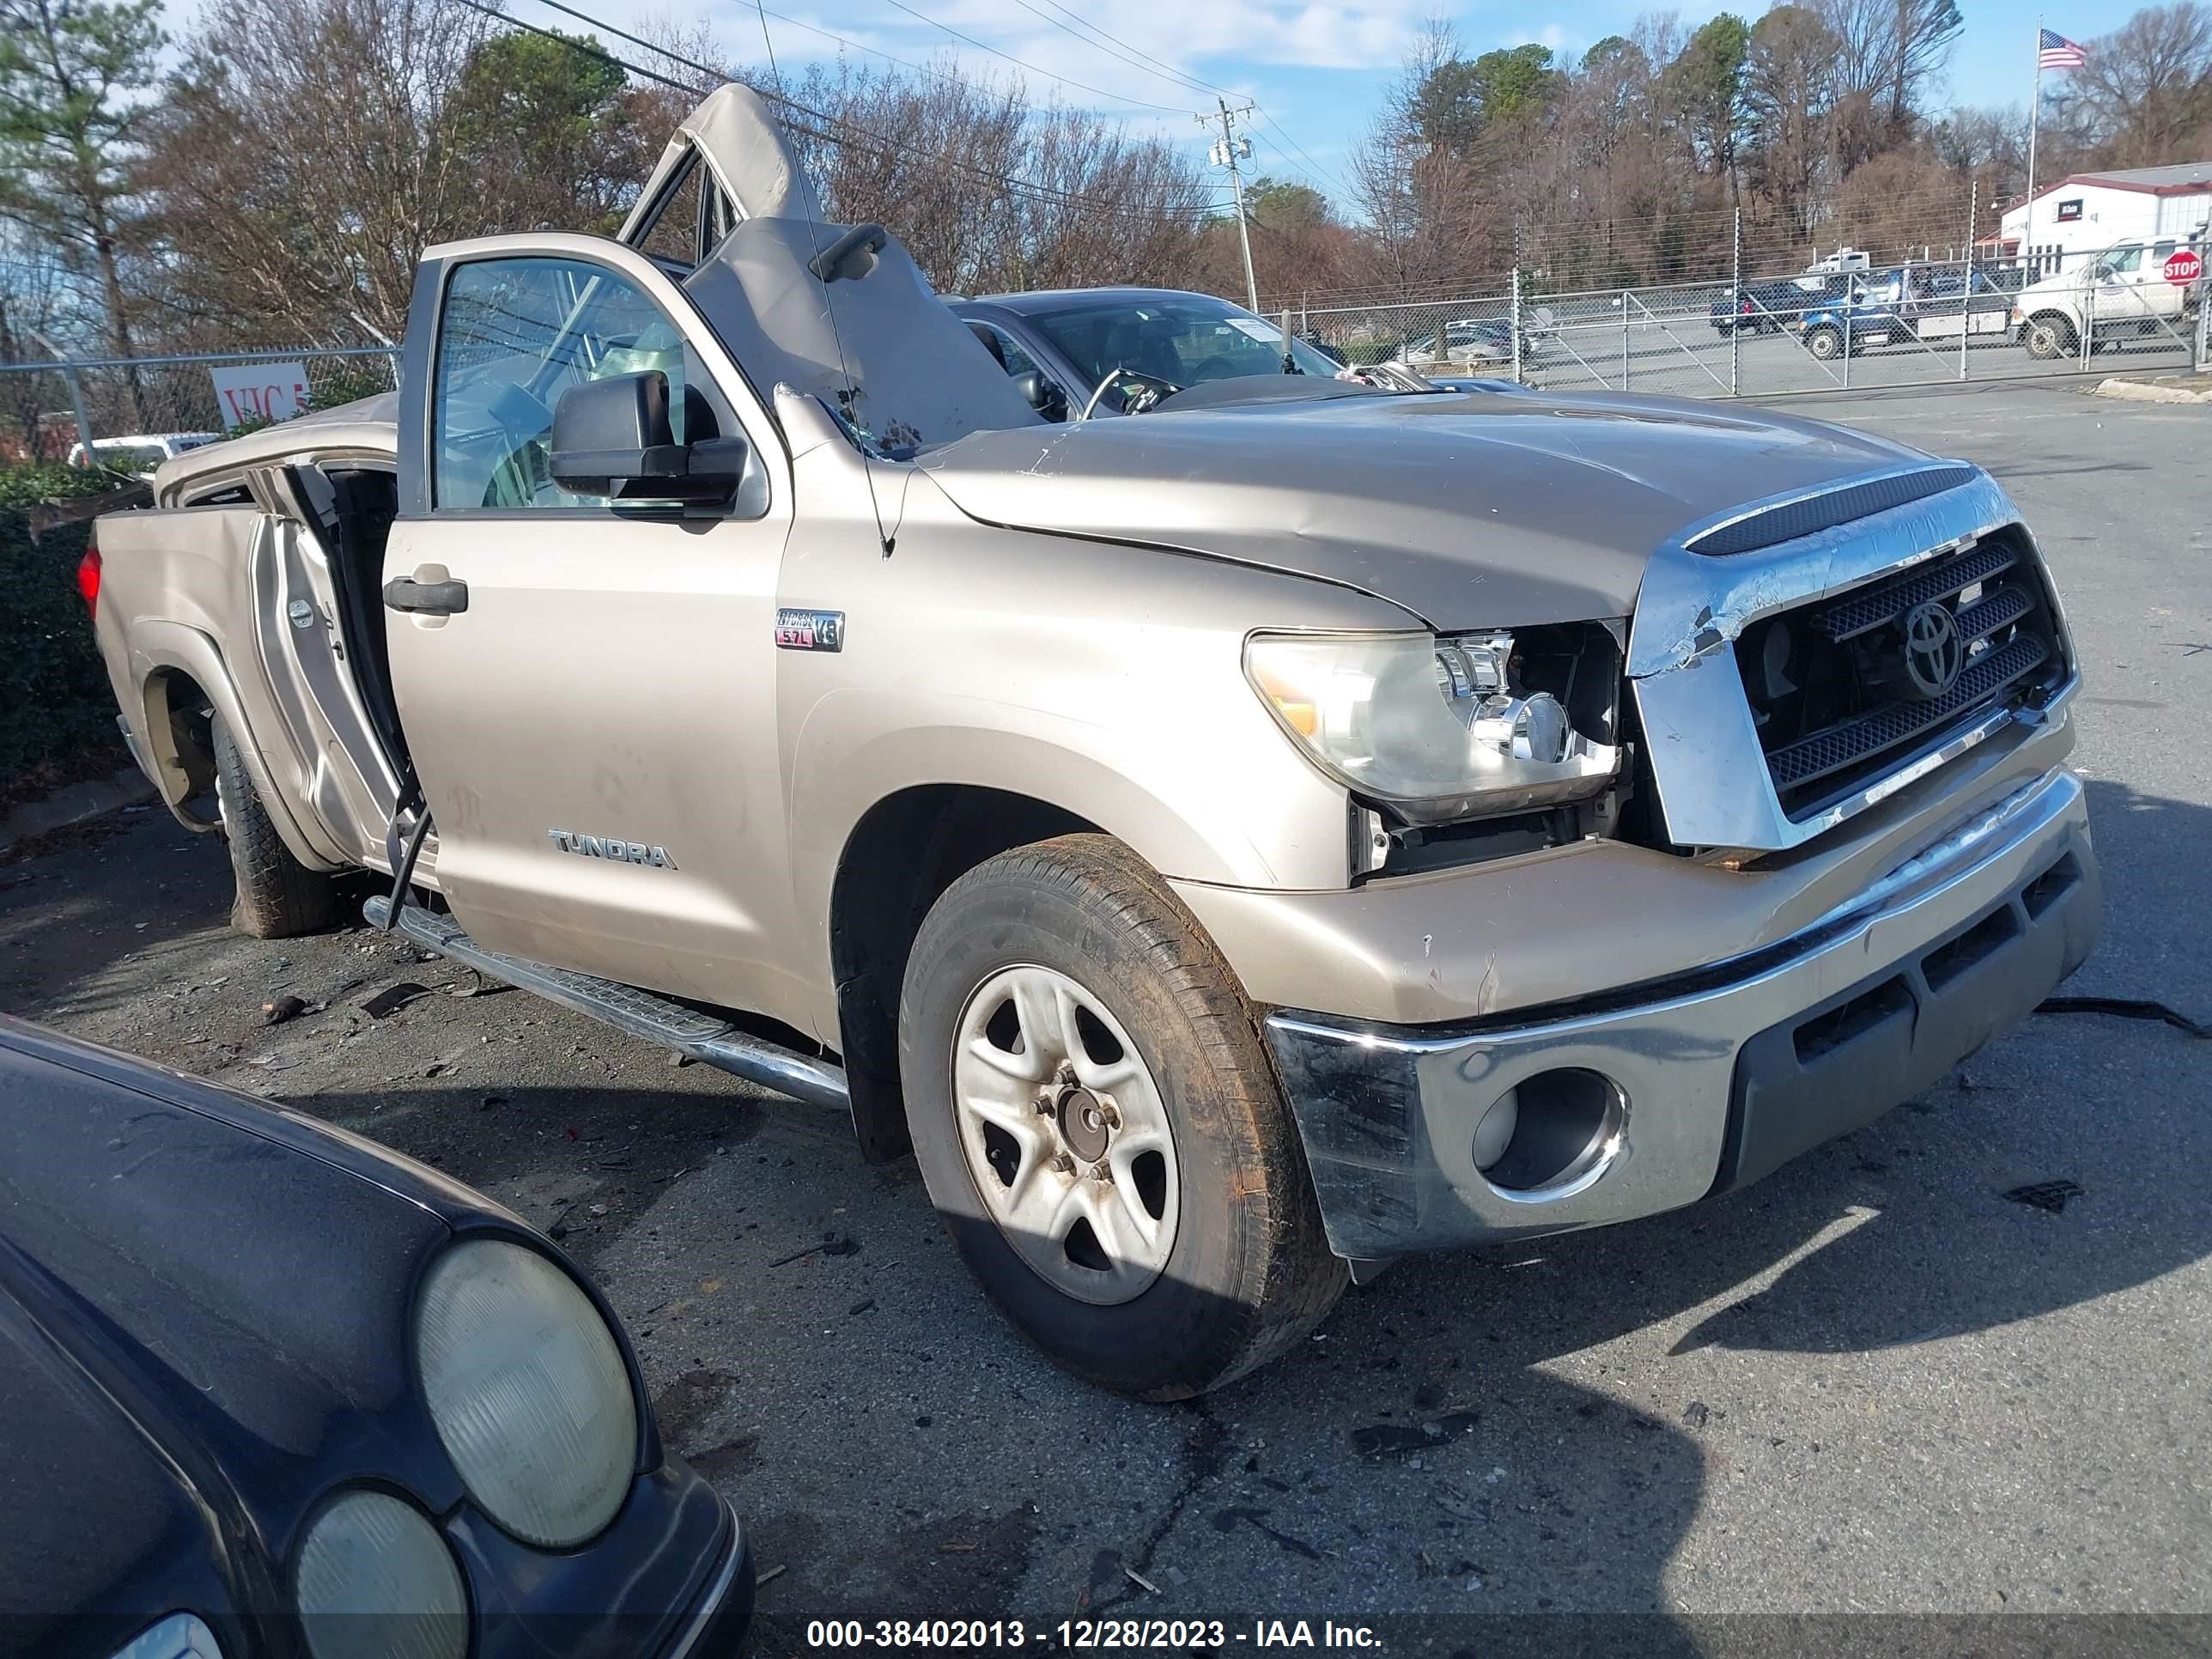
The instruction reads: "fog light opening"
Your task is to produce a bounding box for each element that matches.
[1476,1067,1626,1196]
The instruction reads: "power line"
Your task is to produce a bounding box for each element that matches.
[754,3,1153,119]
[750,0,780,89]
[469,0,1220,224]
[871,0,1203,117]
[1012,0,1349,207]
[1006,0,1218,100]
[991,0,1350,205]
[1249,106,1354,201]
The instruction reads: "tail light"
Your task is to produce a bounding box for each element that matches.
[76,538,101,616]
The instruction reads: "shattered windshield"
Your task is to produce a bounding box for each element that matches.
[1022,295,1340,392]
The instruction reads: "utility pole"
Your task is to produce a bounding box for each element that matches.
[1200,97,1261,313]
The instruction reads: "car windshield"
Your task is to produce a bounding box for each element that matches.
[1018,295,1340,392]
[95,445,168,472]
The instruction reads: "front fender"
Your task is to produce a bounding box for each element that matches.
[784,696,1352,994]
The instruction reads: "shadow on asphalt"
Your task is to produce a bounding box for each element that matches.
[3,781,2207,1638]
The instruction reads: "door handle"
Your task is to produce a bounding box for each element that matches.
[383,575,469,616]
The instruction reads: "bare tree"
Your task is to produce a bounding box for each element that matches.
[1744,6,1841,229]
[138,0,500,344]
[2053,3,2212,166]
[0,228,66,453]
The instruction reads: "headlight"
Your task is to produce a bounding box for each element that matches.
[1245,628,1620,825]
[295,1488,468,1659]
[414,1238,638,1547]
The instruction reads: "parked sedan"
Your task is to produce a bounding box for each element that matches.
[1394,316,1517,368]
[952,287,1346,418]
[0,1016,751,1659]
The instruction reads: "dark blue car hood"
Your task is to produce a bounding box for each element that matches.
[0,1024,469,1656]
[0,1290,228,1658]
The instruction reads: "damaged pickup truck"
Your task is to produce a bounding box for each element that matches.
[84,87,2100,1398]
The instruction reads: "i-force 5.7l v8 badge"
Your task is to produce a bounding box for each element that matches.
[775,608,844,652]
[548,830,678,869]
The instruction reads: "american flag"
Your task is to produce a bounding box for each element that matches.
[2039,28,2088,70]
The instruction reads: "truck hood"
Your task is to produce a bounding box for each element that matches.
[919,386,1924,628]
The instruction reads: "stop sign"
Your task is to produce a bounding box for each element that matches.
[2166,248,2203,284]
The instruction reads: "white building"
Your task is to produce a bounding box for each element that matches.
[2001,161,2211,273]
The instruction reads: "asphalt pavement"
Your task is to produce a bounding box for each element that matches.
[1,379,2206,1655]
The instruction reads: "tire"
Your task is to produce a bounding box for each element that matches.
[212,713,340,938]
[2023,314,2074,361]
[1806,326,1843,362]
[897,834,1346,1399]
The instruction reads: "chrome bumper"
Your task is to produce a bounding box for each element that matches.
[1263,767,2100,1266]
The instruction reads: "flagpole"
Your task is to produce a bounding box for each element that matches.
[2026,16,2043,272]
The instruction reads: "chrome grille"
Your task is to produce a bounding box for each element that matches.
[1735,532,2066,818]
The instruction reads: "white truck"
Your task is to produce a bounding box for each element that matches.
[2015,237,2205,359]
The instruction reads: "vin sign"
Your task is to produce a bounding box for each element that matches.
[209,362,311,431]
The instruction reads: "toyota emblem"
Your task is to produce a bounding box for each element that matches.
[1900,600,1963,699]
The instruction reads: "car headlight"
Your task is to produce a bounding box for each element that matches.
[1245,628,1621,825]
[295,1488,468,1659]
[413,1238,638,1548]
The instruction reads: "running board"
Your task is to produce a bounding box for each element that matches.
[363,896,850,1111]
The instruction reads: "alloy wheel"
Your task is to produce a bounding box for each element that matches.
[951,965,1181,1305]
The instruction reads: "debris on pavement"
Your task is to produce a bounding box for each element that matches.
[754,1564,787,1589]
[1211,1506,1323,1560]
[262,994,307,1025]
[1683,1401,1711,1429]
[1350,1412,1478,1460]
[1122,1563,1161,1595]
[2036,996,2210,1039]
[769,1231,858,1267]
[2004,1179,2085,1213]
[360,981,433,1019]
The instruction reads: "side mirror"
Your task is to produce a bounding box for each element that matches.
[549,371,744,501]
[1012,368,1068,422]
[808,222,888,284]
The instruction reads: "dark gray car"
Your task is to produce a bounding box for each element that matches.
[951,287,1342,418]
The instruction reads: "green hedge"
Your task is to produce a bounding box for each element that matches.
[1,465,132,798]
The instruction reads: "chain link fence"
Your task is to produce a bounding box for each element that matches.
[5,251,2204,471]
[1284,228,2209,403]
[0,345,400,465]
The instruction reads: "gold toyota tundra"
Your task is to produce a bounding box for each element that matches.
[83,88,2099,1398]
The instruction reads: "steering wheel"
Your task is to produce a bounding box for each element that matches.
[1080,366,1180,418]
[1187,355,1241,382]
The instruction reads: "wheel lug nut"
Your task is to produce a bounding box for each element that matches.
[1091,1163,1112,1183]
[1049,1152,1076,1175]
[1099,1103,1121,1128]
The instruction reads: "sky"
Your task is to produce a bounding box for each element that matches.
[167,0,2158,210]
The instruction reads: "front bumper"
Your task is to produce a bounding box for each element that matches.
[451,1463,754,1657]
[1262,766,2100,1265]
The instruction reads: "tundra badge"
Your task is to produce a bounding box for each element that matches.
[549,830,678,869]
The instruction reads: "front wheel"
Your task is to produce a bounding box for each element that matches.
[2023,314,2075,360]
[1806,325,1844,362]
[898,835,1346,1399]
